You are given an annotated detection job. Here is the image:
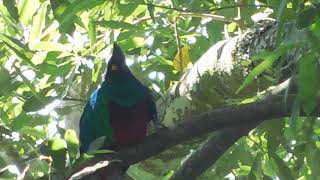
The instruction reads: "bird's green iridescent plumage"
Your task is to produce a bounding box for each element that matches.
[79,73,147,153]
[79,43,158,153]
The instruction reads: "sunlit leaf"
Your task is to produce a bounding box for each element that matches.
[0,33,36,68]
[30,41,72,52]
[64,129,79,164]
[88,17,96,49]
[227,22,237,33]
[118,37,144,50]
[18,0,41,26]
[173,46,191,71]
[29,2,47,42]
[20,126,46,138]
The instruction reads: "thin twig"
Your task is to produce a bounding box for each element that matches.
[179,12,234,23]
[63,97,87,102]
[174,14,183,71]
[142,3,272,14]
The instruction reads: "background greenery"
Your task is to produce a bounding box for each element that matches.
[0,0,320,179]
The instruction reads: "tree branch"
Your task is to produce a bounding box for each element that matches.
[69,94,320,179]
[170,77,297,180]
[170,125,256,180]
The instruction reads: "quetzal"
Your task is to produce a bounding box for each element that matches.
[79,43,161,154]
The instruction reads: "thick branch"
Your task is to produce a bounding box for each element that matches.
[70,94,320,178]
[170,125,257,180]
[170,77,297,180]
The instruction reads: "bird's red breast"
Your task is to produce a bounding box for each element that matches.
[109,96,151,148]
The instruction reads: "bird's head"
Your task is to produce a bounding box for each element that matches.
[108,43,126,70]
[105,43,130,79]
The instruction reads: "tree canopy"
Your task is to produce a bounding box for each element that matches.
[0,0,320,179]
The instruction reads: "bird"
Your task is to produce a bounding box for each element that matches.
[79,43,161,154]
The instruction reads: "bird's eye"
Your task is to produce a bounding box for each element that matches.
[111,65,118,70]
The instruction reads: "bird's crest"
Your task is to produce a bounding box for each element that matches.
[105,43,131,79]
[109,43,125,67]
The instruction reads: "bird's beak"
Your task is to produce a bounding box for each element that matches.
[111,65,118,70]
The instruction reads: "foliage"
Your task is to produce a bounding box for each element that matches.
[0,0,319,179]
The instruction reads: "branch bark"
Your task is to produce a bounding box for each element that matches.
[70,94,320,179]
[170,77,297,180]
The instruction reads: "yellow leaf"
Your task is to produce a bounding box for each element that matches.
[173,46,191,71]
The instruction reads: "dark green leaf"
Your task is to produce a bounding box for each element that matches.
[11,113,49,130]
[297,4,319,29]
[22,86,56,112]
[57,0,104,33]
[237,45,286,93]
[97,20,143,31]
[2,0,19,22]
[248,153,262,180]
[289,98,300,135]
[306,144,320,178]
[272,154,294,180]
[118,2,139,17]
[298,51,320,114]
[42,138,67,172]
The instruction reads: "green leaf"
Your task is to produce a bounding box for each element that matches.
[44,138,67,171]
[297,4,319,29]
[289,98,300,135]
[49,0,74,34]
[237,46,285,93]
[127,164,162,180]
[297,51,320,114]
[57,0,104,33]
[11,113,49,130]
[37,61,73,76]
[272,154,294,180]
[88,17,97,49]
[118,37,144,50]
[2,0,19,22]
[0,68,21,97]
[248,153,262,180]
[227,22,238,33]
[97,20,143,31]
[20,126,46,138]
[0,33,36,68]
[18,0,41,26]
[29,2,47,42]
[30,41,72,52]
[92,58,103,82]
[306,144,320,178]
[64,129,79,164]
[262,159,277,178]
[22,86,56,112]
[118,2,140,17]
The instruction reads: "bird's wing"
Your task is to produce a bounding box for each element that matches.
[79,88,113,153]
